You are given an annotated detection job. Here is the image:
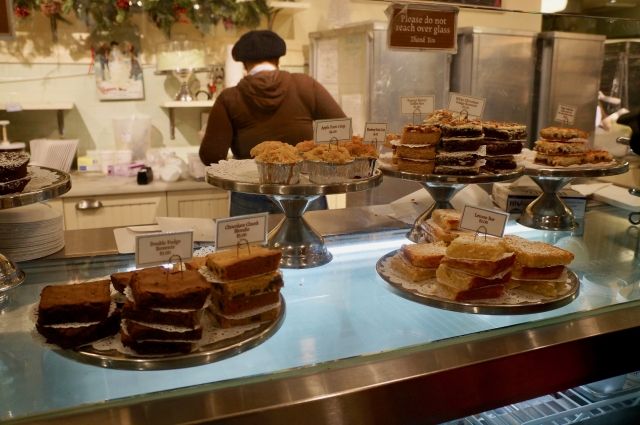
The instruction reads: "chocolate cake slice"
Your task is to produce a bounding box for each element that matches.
[486,140,523,156]
[440,138,485,152]
[120,328,194,355]
[121,300,204,328]
[38,280,112,325]
[36,311,121,349]
[110,266,167,294]
[123,319,203,341]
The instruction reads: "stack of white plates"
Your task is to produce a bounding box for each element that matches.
[0,203,64,262]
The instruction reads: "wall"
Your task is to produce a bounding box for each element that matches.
[0,1,542,158]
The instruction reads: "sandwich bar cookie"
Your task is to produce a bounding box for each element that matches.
[389,241,447,282]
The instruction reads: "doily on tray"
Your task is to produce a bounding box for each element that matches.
[23,166,64,191]
[207,159,260,184]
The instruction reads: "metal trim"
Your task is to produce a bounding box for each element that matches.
[14,302,640,425]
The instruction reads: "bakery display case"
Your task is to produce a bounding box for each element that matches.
[2,201,640,424]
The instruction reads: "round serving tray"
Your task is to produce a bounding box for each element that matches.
[523,160,629,178]
[379,161,524,184]
[207,167,382,196]
[55,296,286,371]
[0,166,71,210]
[376,250,579,315]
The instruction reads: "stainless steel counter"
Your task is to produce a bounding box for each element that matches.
[2,205,640,424]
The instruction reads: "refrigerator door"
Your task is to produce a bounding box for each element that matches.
[534,32,606,143]
[451,27,538,145]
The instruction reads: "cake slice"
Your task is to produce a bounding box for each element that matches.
[38,280,112,325]
[130,269,211,310]
[121,300,204,328]
[120,327,194,355]
[436,264,512,291]
[431,209,461,231]
[389,254,438,281]
[110,266,167,294]
[36,310,121,349]
[400,241,447,268]
[206,246,281,281]
[502,235,574,269]
[122,319,203,341]
[445,235,509,261]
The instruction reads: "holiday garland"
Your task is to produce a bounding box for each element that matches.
[12,0,288,40]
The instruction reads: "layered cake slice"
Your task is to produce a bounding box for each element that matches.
[534,127,589,166]
[204,245,284,328]
[36,280,120,349]
[481,121,526,174]
[395,124,440,175]
[435,118,485,175]
[121,268,211,355]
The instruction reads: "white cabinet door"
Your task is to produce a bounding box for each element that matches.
[166,189,229,219]
[63,193,168,230]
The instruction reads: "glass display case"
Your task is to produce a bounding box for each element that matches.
[2,202,640,424]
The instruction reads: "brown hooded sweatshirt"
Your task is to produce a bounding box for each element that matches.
[199,70,346,164]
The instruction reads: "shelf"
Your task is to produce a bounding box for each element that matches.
[268,1,310,13]
[0,102,74,136]
[161,101,214,139]
[162,101,214,108]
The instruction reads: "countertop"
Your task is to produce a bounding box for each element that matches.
[60,172,217,198]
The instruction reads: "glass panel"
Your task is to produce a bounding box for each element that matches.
[1,205,639,421]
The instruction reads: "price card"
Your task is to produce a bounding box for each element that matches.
[135,231,193,268]
[459,205,509,238]
[448,93,486,119]
[215,213,268,250]
[314,118,352,143]
[401,96,435,115]
[555,104,577,126]
[364,122,388,144]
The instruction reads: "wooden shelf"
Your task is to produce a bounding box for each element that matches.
[268,1,310,14]
[161,101,214,139]
[162,100,214,109]
[0,102,74,136]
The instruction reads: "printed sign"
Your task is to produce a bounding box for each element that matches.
[401,96,435,115]
[555,104,577,126]
[448,93,486,119]
[314,118,352,143]
[387,3,458,52]
[135,231,193,268]
[215,212,268,250]
[364,122,388,144]
[459,205,509,238]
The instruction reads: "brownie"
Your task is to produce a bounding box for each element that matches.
[433,165,481,176]
[435,153,480,167]
[482,121,527,141]
[439,120,483,138]
[110,266,167,294]
[121,300,203,328]
[130,269,211,309]
[484,157,518,171]
[0,152,29,183]
[123,319,203,341]
[120,328,194,355]
[485,140,523,156]
[211,271,283,299]
[440,138,485,152]
[206,247,282,281]
[36,311,121,349]
[38,280,112,325]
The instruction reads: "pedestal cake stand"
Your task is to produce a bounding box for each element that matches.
[520,161,629,231]
[207,161,382,268]
[0,166,71,301]
[381,166,523,242]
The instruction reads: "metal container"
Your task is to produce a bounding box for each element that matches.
[534,32,606,143]
[309,21,451,135]
[309,22,451,205]
[451,27,538,144]
[601,40,640,114]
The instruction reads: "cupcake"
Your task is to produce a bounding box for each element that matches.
[250,141,302,185]
[303,144,354,184]
[341,139,378,179]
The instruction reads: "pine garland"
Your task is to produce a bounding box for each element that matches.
[13,0,280,41]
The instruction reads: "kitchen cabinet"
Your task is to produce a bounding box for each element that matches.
[166,189,229,218]
[62,193,167,230]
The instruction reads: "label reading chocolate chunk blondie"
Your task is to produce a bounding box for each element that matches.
[216,213,268,250]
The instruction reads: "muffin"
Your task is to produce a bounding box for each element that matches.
[341,139,379,179]
[250,141,302,185]
[303,144,354,184]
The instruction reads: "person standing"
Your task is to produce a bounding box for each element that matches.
[200,30,346,216]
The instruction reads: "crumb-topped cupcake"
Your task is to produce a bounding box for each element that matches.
[303,144,354,184]
[250,141,302,185]
[340,138,379,178]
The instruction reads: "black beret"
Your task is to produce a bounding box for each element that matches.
[232,30,286,62]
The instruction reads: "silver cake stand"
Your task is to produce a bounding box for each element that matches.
[519,160,629,231]
[207,169,382,268]
[0,166,71,300]
[380,164,523,242]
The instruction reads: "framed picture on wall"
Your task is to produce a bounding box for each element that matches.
[95,37,145,101]
[0,0,15,39]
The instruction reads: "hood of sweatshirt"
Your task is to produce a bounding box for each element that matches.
[237,70,291,112]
